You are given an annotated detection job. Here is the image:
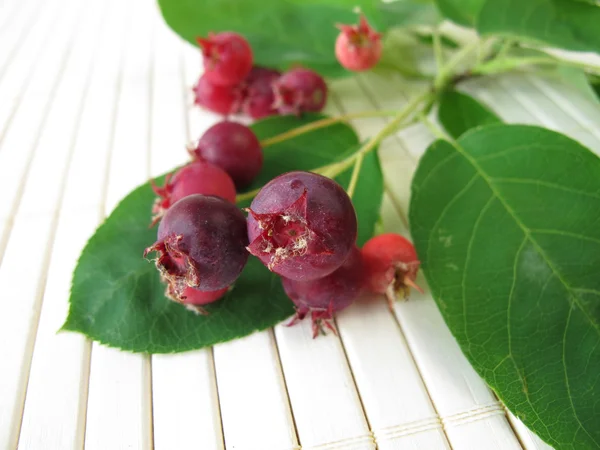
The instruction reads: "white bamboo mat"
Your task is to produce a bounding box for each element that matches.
[1,0,599,448]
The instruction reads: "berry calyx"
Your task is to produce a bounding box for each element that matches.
[151,160,236,226]
[193,73,242,116]
[361,233,423,311]
[335,14,382,72]
[191,121,263,188]
[242,67,281,119]
[283,246,363,337]
[197,32,253,86]
[144,195,249,299]
[246,171,357,281]
[273,68,327,115]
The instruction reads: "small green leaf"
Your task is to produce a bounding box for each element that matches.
[438,90,501,139]
[433,0,485,26]
[410,124,600,448]
[63,114,383,353]
[477,0,600,55]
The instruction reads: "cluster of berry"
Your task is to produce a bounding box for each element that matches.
[144,120,420,335]
[192,32,327,119]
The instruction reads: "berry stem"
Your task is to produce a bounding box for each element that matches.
[260,109,399,148]
[346,153,364,198]
[434,40,479,91]
[235,186,261,203]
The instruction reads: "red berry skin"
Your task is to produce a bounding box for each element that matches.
[247,171,357,281]
[151,160,236,225]
[273,69,327,115]
[196,32,253,86]
[335,15,382,72]
[163,285,228,315]
[361,233,422,310]
[283,246,363,337]
[192,121,263,188]
[242,67,281,119]
[193,73,242,116]
[144,194,249,299]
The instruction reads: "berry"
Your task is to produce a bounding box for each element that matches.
[197,32,253,86]
[144,195,249,299]
[283,246,363,337]
[151,160,236,225]
[361,233,423,311]
[273,68,327,115]
[246,171,357,281]
[169,286,228,315]
[191,121,263,188]
[193,73,242,115]
[241,67,281,119]
[335,14,382,72]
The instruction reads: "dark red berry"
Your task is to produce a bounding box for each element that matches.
[335,14,382,72]
[192,121,263,188]
[171,286,228,315]
[283,246,363,337]
[196,32,253,86]
[361,233,423,310]
[241,67,281,119]
[151,160,236,225]
[193,73,242,116]
[247,171,357,281]
[144,195,249,299]
[273,68,327,115]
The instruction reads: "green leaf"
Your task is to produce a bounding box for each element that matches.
[437,90,501,139]
[433,0,485,25]
[157,0,439,78]
[63,114,383,353]
[477,0,600,55]
[409,124,600,448]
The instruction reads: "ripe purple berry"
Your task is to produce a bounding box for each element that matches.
[191,121,263,188]
[151,160,236,225]
[283,246,363,337]
[273,68,327,115]
[144,195,249,300]
[193,73,242,116]
[246,171,357,281]
[196,32,253,86]
[242,67,281,119]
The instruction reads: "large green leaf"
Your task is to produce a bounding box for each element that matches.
[438,90,501,139]
[157,0,440,77]
[477,0,600,55]
[62,114,383,353]
[409,124,600,448]
[433,0,485,26]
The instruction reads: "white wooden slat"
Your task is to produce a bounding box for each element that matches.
[17,1,131,449]
[149,15,225,450]
[275,321,374,450]
[17,212,95,450]
[0,0,80,221]
[0,216,55,448]
[0,0,25,34]
[0,0,39,74]
[507,413,553,450]
[214,331,299,450]
[15,0,108,218]
[0,0,61,141]
[350,72,523,449]
[84,1,154,449]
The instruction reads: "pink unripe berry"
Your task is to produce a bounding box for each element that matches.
[151,160,236,225]
[192,121,263,188]
[247,171,357,281]
[242,67,281,119]
[172,286,229,315]
[335,14,382,72]
[196,32,253,86]
[193,73,242,116]
[283,246,363,337]
[361,233,423,310]
[273,68,327,115]
[144,195,249,299]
